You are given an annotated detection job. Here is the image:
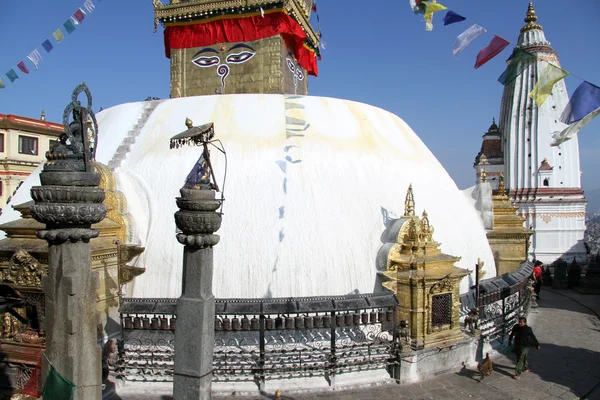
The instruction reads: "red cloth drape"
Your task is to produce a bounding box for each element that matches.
[164,11,318,76]
[20,361,41,397]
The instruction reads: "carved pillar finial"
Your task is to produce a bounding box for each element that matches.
[498,172,506,196]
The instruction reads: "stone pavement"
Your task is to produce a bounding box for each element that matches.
[108,288,600,400]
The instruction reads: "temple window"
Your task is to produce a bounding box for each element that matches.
[0,133,4,152]
[543,178,549,187]
[431,293,452,328]
[18,135,38,155]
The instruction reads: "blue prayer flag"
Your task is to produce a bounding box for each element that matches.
[560,81,600,124]
[443,10,466,26]
[5,69,18,83]
[42,39,54,53]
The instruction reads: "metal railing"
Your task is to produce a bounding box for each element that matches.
[117,293,400,386]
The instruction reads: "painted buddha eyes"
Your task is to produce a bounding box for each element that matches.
[192,56,220,68]
[226,51,255,64]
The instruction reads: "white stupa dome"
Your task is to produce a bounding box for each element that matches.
[0,94,495,297]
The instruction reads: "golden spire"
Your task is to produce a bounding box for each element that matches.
[498,173,506,196]
[521,2,543,33]
[404,184,415,217]
[480,167,488,183]
[185,117,193,129]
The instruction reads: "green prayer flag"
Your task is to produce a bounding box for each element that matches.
[498,48,537,86]
[42,365,76,400]
[63,19,76,34]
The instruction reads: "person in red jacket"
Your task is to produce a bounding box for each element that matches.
[508,316,540,380]
[533,261,543,300]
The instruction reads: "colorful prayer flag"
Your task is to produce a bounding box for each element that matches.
[64,19,76,33]
[422,1,447,31]
[84,0,96,13]
[528,64,569,107]
[498,48,537,86]
[27,49,42,70]
[74,8,85,23]
[474,35,510,69]
[560,81,600,124]
[53,29,65,43]
[6,70,18,82]
[453,24,486,56]
[409,0,426,14]
[42,365,76,400]
[552,106,600,146]
[42,39,54,53]
[0,78,5,89]
[443,10,466,26]
[20,361,40,397]
[17,61,30,74]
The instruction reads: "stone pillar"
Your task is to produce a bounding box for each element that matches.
[173,187,221,399]
[30,84,106,399]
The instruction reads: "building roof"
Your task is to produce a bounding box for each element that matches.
[1,95,496,298]
[475,119,503,165]
[0,114,63,137]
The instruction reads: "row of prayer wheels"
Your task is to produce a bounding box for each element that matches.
[215,310,394,331]
[122,315,176,330]
[122,310,395,331]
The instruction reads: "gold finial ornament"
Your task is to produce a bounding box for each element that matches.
[275,389,281,400]
[521,2,543,32]
[404,184,415,217]
[185,117,193,129]
[480,167,488,183]
[498,172,506,196]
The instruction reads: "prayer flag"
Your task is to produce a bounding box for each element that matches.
[560,81,600,124]
[422,1,447,31]
[42,365,76,400]
[409,0,426,14]
[498,48,537,86]
[474,35,510,69]
[528,64,569,107]
[53,29,65,42]
[74,8,85,23]
[84,0,96,13]
[453,24,486,56]
[0,78,5,89]
[27,49,42,70]
[6,70,18,82]
[70,16,79,26]
[42,39,54,53]
[17,61,30,74]
[20,361,40,396]
[443,10,466,26]
[552,106,600,146]
[64,19,76,33]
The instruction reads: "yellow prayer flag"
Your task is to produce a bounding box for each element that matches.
[422,1,447,31]
[53,29,65,43]
[528,64,569,107]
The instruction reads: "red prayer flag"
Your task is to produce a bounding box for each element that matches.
[20,361,41,397]
[74,8,85,23]
[17,61,29,74]
[474,35,510,69]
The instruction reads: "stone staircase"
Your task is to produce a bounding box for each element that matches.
[108,101,161,170]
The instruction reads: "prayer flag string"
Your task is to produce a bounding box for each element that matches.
[1,0,99,90]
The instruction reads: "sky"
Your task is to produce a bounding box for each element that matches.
[0,0,599,191]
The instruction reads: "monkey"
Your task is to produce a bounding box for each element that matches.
[477,352,493,381]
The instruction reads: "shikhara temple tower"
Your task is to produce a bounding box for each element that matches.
[475,3,587,264]
[153,0,320,97]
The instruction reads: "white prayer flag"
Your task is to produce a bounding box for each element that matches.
[551,106,600,146]
[70,16,79,25]
[27,49,42,70]
[84,0,95,13]
[453,24,487,56]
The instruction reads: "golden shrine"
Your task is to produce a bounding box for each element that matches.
[378,185,470,349]
[485,171,533,275]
